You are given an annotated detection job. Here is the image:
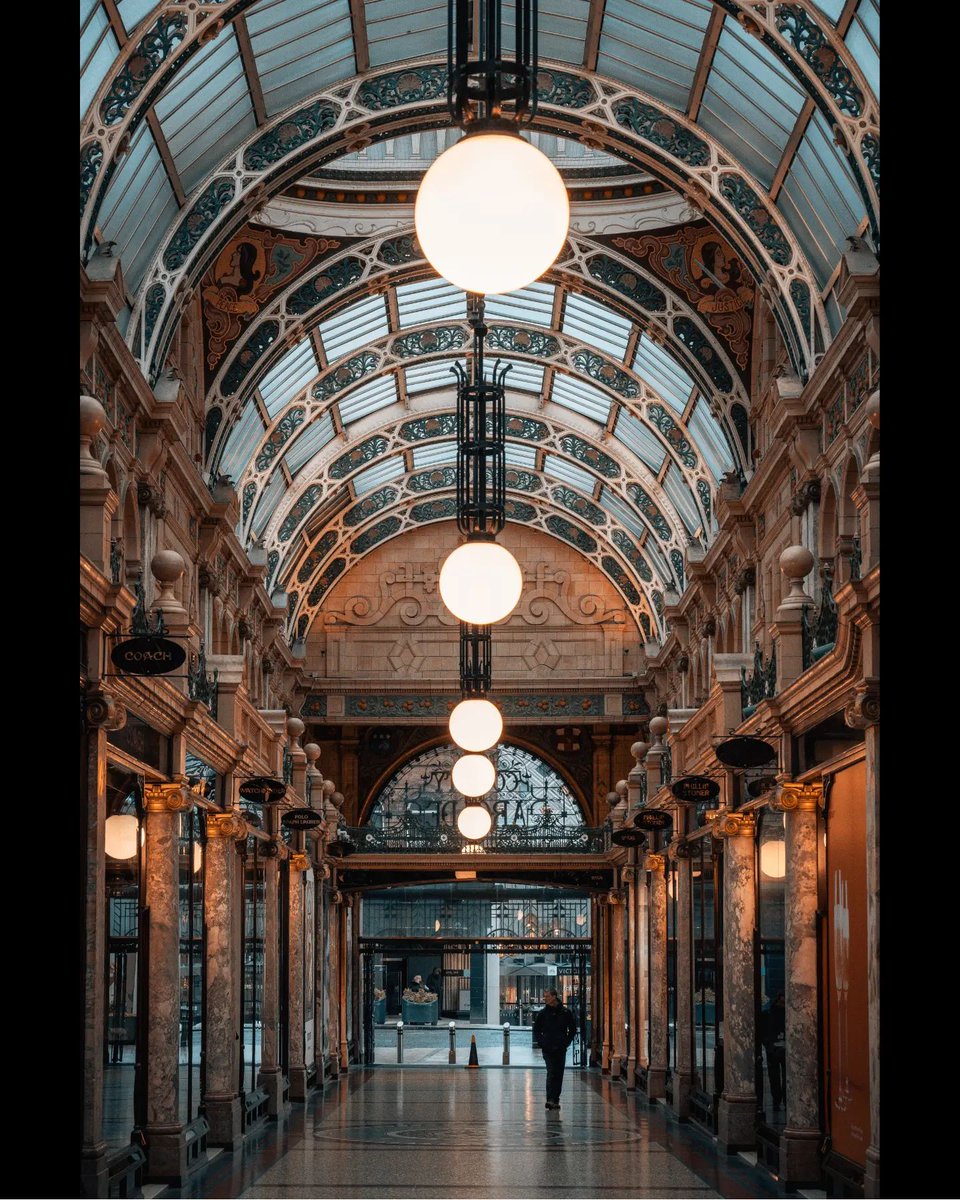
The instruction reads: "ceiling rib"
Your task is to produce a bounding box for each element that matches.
[686,7,725,122]
[234,15,269,127]
[145,110,187,208]
[349,0,371,74]
[582,0,607,72]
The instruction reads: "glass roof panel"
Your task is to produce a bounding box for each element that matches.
[258,340,319,417]
[338,375,398,423]
[599,486,651,546]
[153,28,257,193]
[395,278,466,326]
[285,412,336,476]
[845,2,879,99]
[501,0,589,67]
[96,121,180,294]
[597,0,714,112]
[661,461,701,536]
[687,397,734,480]
[353,456,405,495]
[698,19,807,189]
[505,443,538,469]
[613,409,667,473]
[502,361,545,395]
[116,0,157,29]
[365,0,448,70]
[218,400,267,482]
[811,0,845,21]
[405,361,459,395]
[318,294,390,361]
[484,283,555,326]
[246,0,356,117]
[632,336,695,411]
[412,441,455,469]
[544,453,596,493]
[251,469,288,537]
[550,374,612,424]
[777,111,866,288]
[80,5,120,119]
[561,293,633,359]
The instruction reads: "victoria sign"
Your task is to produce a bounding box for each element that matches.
[111,636,186,676]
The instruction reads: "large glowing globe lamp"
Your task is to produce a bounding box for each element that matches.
[452,753,496,797]
[415,133,570,295]
[457,800,493,841]
[439,542,523,624]
[760,840,786,879]
[105,814,139,860]
[449,699,503,752]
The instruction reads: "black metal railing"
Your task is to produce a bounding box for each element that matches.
[801,568,839,670]
[344,815,610,855]
[741,642,776,714]
[850,534,862,581]
[660,745,673,786]
[188,641,218,718]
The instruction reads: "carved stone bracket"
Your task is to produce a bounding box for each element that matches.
[711,811,756,839]
[771,781,823,812]
[790,478,822,516]
[137,480,166,519]
[644,853,666,872]
[667,838,691,861]
[734,564,756,596]
[84,685,127,731]
[143,780,194,813]
[844,681,879,729]
[205,811,248,840]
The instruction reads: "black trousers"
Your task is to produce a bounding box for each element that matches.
[765,1045,786,1108]
[543,1048,567,1102]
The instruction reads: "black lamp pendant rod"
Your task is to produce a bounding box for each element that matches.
[448,0,538,128]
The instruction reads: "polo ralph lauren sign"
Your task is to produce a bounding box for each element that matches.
[111,636,186,676]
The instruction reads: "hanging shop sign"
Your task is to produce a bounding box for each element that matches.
[239,775,287,804]
[714,735,778,769]
[610,827,647,847]
[747,775,778,798]
[634,809,673,831]
[281,807,324,830]
[671,775,720,803]
[111,636,186,676]
[325,838,355,858]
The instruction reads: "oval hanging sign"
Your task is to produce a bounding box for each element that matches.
[238,776,287,804]
[325,839,355,858]
[747,775,778,798]
[714,736,778,769]
[671,775,720,803]
[111,636,186,676]
[634,809,673,831]
[282,807,324,830]
[611,827,647,847]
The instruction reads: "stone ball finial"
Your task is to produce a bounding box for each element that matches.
[606,791,620,808]
[150,549,186,613]
[80,396,109,477]
[866,389,879,429]
[303,742,321,764]
[322,778,337,797]
[779,545,815,609]
[286,716,305,743]
[615,779,628,798]
[331,790,344,808]
[649,715,668,742]
[631,740,649,763]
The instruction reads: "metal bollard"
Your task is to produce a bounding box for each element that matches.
[448,1021,457,1064]
[502,1022,510,1065]
[396,1020,404,1064]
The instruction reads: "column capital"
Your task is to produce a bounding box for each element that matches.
[83,685,127,731]
[844,680,879,729]
[289,852,310,873]
[144,780,194,813]
[771,781,823,812]
[644,853,666,872]
[205,811,248,840]
[667,838,692,862]
[712,811,756,839]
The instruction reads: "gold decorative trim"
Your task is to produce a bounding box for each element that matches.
[143,780,193,813]
[205,811,248,840]
[712,811,756,839]
[772,781,823,812]
[289,852,310,872]
[644,853,666,872]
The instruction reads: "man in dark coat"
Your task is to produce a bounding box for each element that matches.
[532,988,577,1110]
[759,992,786,1112]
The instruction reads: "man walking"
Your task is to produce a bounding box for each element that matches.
[532,988,577,1110]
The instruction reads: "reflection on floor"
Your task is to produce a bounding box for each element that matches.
[158,1068,783,1200]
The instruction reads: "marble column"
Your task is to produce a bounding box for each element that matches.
[625,864,638,1089]
[202,812,247,1147]
[600,901,612,1073]
[339,900,350,1069]
[287,848,309,1100]
[670,833,694,1120]
[609,891,626,1078]
[773,783,823,1188]
[635,869,650,1083]
[328,892,342,1077]
[143,781,202,1183]
[257,825,289,1119]
[590,897,602,1067]
[646,852,668,1101]
[715,811,758,1153]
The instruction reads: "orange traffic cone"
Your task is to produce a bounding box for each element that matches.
[466,1034,480,1068]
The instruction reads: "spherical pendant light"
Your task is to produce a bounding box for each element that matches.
[760,840,786,879]
[439,542,523,624]
[105,814,139,860]
[457,800,493,841]
[451,753,496,797]
[415,133,570,295]
[449,698,503,752]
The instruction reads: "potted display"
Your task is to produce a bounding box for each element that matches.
[400,987,439,1024]
[373,987,386,1024]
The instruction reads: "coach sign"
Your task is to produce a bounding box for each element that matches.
[111,636,186,676]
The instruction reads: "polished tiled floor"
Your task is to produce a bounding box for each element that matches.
[159,1068,783,1200]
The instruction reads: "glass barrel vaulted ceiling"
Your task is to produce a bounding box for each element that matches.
[80,0,879,641]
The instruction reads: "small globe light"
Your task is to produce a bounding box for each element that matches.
[449,698,503,752]
[415,133,570,295]
[457,801,493,840]
[760,840,786,879]
[439,542,523,624]
[105,814,139,860]
[193,842,203,875]
[452,754,496,797]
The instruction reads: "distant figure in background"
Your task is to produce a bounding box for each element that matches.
[409,974,426,993]
[533,988,577,1111]
[759,992,787,1113]
[427,967,443,995]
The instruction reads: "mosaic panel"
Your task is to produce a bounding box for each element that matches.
[601,556,641,605]
[278,484,323,542]
[329,436,390,479]
[551,485,605,526]
[627,485,672,540]
[163,178,236,271]
[221,321,279,397]
[308,557,346,605]
[400,413,457,442]
[775,5,864,116]
[409,466,457,493]
[350,516,403,555]
[646,405,698,469]
[559,435,621,478]
[612,99,710,167]
[100,14,188,125]
[344,487,398,527]
[243,100,338,171]
[411,497,458,521]
[392,327,467,358]
[297,530,339,583]
[717,175,791,266]
[570,350,639,398]
[505,499,537,523]
[674,317,734,392]
[286,257,365,316]
[611,529,653,582]
[545,515,598,554]
[314,351,380,401]
[256,407,306,471]
[586,255,667,311]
